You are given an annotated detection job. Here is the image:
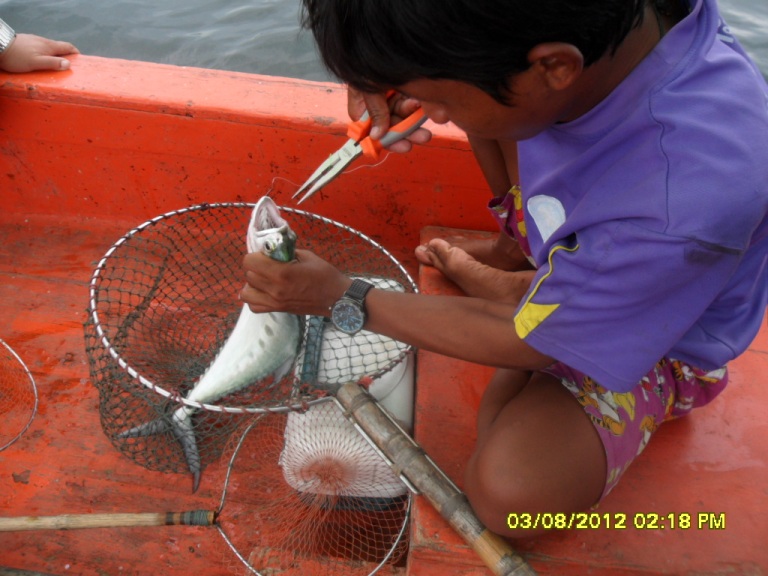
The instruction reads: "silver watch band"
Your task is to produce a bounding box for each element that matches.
[0,19,17,55]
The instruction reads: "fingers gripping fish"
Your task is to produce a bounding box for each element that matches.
[119,197,301,492]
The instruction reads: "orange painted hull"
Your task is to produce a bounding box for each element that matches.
[0,55,765,575]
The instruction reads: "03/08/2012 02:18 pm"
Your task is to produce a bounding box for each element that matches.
[506,511,727,531]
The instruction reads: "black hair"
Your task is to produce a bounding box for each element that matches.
[301,0,648,103]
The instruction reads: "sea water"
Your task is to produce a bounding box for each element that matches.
[1,0,765,81]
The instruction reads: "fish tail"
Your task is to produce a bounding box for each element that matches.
[116,407,201,492]
[170,406,202,492]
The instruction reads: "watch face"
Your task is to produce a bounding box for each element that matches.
[331,299,365,334]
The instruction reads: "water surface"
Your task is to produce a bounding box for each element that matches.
[1,0,765,81]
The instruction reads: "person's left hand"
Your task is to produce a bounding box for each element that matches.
[241,249,351,317]
[0,33,79,73]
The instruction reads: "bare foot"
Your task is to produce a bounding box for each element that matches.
[415,238,535,304]
[432,233,532,272]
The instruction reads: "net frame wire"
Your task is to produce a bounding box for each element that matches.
[86,202,418,416]
[213,401,413,576]
[83,202,416,573]
[0,338,39,451]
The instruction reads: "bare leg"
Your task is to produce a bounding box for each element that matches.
[475,368,533,439]
[421,256,605,535]
[467,136,519,198]
[465,370,607,538]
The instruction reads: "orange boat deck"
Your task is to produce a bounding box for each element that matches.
[0,56,766,575]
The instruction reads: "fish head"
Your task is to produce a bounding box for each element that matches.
[260,225,297,262]
[247,196,297,262]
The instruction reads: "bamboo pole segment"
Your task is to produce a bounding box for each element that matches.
[0,568,62,576]
[336,382,537,576]
[0,510,215,532]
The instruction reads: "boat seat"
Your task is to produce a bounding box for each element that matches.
[408,226,768,576]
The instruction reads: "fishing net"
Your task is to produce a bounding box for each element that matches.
[215,404,410,575]
[0,338,38,451]
[83,202,417,574]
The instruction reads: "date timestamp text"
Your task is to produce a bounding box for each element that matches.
[506,512,726,531]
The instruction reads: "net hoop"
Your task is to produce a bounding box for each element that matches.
[0,338,39,451]
[213,404,412,576]
[87,202,417,416]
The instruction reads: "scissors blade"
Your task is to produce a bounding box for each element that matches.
[292,142,349,200]
[292,161,332,200]
[295,142,363,204]
[294,95,427,203]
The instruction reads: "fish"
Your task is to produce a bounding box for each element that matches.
[119,196,302,492]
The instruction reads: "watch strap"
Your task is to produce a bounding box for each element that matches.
[344,279,374,306]
[0,19,16,55]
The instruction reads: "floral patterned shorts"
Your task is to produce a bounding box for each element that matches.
[544,359,728,499]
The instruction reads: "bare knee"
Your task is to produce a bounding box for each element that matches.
[464,373,607,538]
[464,444,603,538]
[464,446,553,537]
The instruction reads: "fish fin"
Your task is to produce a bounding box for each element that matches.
[116,417,169,439]
[117,410,202,492]
[270,315,303,385]
[273,354,296,385]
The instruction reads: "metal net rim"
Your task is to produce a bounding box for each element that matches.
[0,337,39,451]
[87,201,419,416]
[214,401,412,576]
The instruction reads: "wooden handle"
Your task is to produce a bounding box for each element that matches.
[0,568,62,576]
[336,382,536,576]
[0,510,215,532]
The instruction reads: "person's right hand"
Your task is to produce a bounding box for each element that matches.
[241,248,351,318]
[347,87,432,153]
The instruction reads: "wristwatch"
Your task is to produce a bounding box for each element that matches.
[0,19,16,55]
[330,279,374,335]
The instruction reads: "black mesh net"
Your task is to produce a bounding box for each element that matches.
[83,203,417,483]
[83,202,416,574]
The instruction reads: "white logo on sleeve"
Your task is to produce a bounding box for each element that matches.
[527,195,566,243]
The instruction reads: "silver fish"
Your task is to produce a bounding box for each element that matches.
[119,197,301,491]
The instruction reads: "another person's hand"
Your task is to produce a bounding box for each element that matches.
[347,87,432,153]
[0,33,79,73]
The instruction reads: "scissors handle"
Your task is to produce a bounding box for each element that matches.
[346,88,398,142]
[347,113,375,142]
[294,92,428,203]
[347,89,428,160]
[359,110,428,160]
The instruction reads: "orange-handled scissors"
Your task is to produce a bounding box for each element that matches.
[292,92,427,204]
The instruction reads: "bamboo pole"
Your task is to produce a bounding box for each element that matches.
[0,569,62,576]
[336,382,537,576]
[0,510,215,532]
